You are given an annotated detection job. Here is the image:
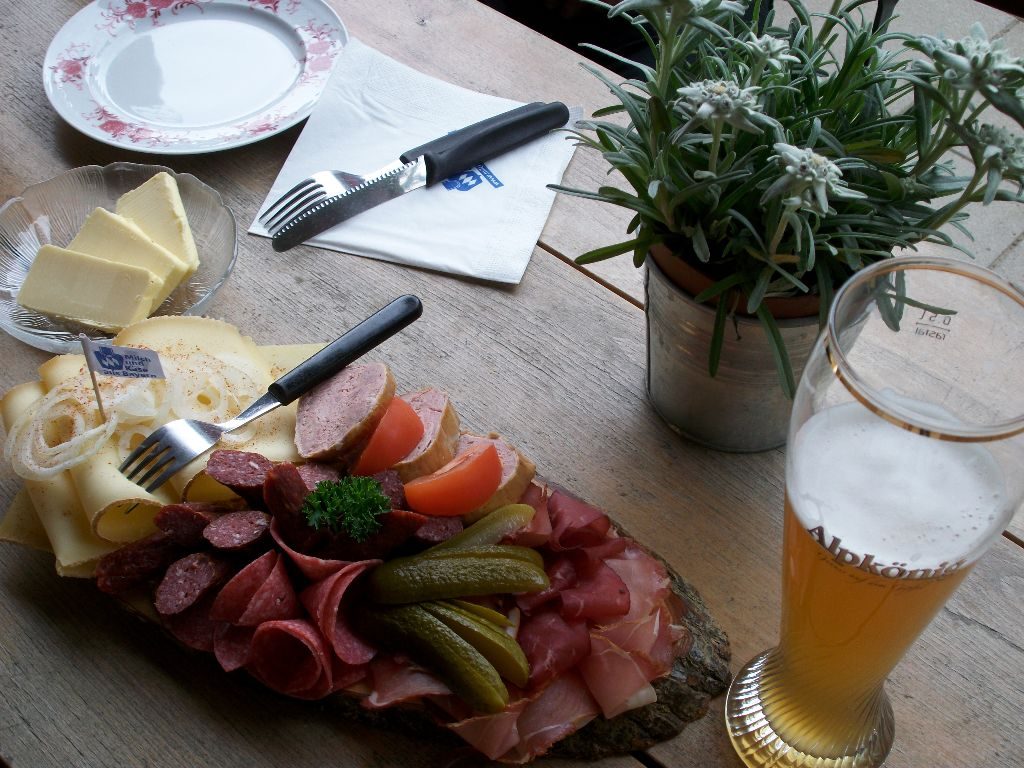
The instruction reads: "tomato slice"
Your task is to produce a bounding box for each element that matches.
[404,443,503,517]
[352,397,425,476]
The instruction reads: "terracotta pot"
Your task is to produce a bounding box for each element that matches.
[644,247,821,452]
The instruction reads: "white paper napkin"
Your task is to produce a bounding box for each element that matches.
[249,39,580,284]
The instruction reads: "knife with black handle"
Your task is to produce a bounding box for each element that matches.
[270,101,570,252]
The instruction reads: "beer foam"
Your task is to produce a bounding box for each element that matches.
[788,402,1009,568]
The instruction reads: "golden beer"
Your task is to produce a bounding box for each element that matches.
[728,400,1009,767]
[726,257,1024,768]
[765,496,971,755]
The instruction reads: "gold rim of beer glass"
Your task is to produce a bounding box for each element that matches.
[725,256,1024,768]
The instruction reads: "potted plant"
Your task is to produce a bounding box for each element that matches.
[553,0,1024,451]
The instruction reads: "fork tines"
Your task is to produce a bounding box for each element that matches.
[119,431,182,493]
[259,177,328,234]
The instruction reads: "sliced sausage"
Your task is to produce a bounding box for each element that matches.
[205,449,275,507]
[458,432,537,522]
[263,461,321,554]
[372,469,406,510]
[391,388,461,482]
[154,552,231,616]
[296,461,342,493]
[95,532,179,595]
[294,362,395,462]
[155,501,240,546]
[202,510,271,551]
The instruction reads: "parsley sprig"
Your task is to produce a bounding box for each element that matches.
[301,476,391,542]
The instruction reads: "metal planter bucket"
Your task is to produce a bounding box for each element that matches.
[644,257,820,452]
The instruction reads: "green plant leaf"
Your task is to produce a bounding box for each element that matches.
[755,304,796,399]
[575,238,649,264]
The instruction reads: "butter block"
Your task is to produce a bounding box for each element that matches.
[68,207,188,308]
[17,245,161,332]
[116,172,199,275]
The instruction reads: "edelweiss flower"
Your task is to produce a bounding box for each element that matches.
[914,23,1024,92]
[761,144,866,215]
[977,123,1024,179]
[675,79,774,134]
[740,32,800,73]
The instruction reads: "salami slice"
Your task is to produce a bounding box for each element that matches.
[299,560,379,665]
[411,515,463,547]
[208,550,299,626]
[270,518,347,581]
[247,619,334,699]
[205,449,275,507]
[214,624,256,672]
[162,592,223,653]
[95,532,179,595]
[202,510,271,551]
[154,553,231,616]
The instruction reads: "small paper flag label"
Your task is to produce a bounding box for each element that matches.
[80,335,165,380]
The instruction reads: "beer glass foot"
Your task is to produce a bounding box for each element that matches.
[725,650,895,768]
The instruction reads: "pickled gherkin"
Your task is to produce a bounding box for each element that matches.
[423,601,530,687]
[420,544,544,569]
[358,603,510,714]
[429,503,535,551]
[368,554,548,604]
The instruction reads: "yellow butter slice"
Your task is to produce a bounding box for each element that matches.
[68,207,189,307]
[116,171,199,275]
[17,245,161,332]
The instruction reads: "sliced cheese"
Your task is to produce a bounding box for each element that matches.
[17,245,161,332]
[68,207,188,307]
[0,381,119,572]
[0,488,53,554]
[37,356,174,543]
[116,171,199,275]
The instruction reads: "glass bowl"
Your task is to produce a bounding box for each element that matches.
[0,162,237,353]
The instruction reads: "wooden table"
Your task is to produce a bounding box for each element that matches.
[1,2,1021,767]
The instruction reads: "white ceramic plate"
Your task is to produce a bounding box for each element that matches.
[43,0,347,154]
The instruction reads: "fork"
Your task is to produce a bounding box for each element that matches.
[259,168,367,235]
[257,102,571,242]
[119,294,422,492]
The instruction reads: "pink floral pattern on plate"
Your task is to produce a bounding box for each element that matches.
[49,43,92,89]
[43,0,347,154]
[97,0,209,34]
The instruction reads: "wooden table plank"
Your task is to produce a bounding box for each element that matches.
[1,1,1022,766]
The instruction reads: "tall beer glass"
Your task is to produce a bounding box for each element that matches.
[725,257,1024,768]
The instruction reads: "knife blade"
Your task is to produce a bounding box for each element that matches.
[270,101,570,252]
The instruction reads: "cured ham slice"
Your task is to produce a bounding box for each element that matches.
[248,619,335,699]
[294,362,396,463]
[209,551,299,626]
[300,560,379,665]
[547,491,611,550]
[579,634,657,719]
[503,671,599,763]
[507,483,551,548]
[365,655,451,708]
[448,698,530,760]
[559,559,630,622]
[391,388,461,481]
[517,609,590,688]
